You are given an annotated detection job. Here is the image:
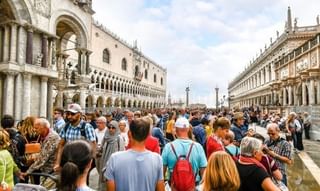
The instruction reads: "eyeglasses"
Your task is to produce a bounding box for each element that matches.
[66,112,77,116]
[267,132,275,136]
[108,125,116,130]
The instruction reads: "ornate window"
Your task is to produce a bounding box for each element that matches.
[103,49,110,63]
[144,69,148,79]
[154,74,157,83]
[121,58,127,71]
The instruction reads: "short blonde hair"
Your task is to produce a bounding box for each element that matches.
[0,129,10,149]
[203,151,240,191]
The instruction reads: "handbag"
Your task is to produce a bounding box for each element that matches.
[24,136,41,154]
[265,156,289,191]
[23,136,41,166]
[0,156,11,191]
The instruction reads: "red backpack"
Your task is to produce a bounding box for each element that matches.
[170,142,195,191]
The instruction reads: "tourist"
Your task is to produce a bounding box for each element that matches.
[198,151,240,191]
[105,118,164,191]
[58,140,95,191]
[236,137,279,191]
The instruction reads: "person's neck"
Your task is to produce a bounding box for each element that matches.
[177,135,189,140]
[130,141,147,152]
[76,172,88,189]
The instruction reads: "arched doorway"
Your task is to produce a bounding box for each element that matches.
[106,97,112,107]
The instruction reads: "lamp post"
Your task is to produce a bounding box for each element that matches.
[186,87,190,107]
[215,86,219,110]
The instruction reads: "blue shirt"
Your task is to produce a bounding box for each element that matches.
[59,120,96,142]
[54,118,65,134]
[105,150,163,191]
[162,139,207,182]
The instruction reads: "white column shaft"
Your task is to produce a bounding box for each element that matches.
[3,25,10,61]
[17,26,27,64]
[22,73,32,118]
[9,24,17,62]
[309,79,315,105]
[14,74,22,121]
[3,73,15,115]
[40,77,48,117]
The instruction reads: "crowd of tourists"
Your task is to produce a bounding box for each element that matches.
[0,104,313,191]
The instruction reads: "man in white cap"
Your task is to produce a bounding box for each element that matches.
[53,103,96,172]
[162,117,207,188]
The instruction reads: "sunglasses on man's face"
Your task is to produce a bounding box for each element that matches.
[66,112,77,116]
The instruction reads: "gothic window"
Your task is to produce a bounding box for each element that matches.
[144,69,148,79]
[103,49,110,63]
[161,77,163,85]
[154,74,157,83]
[121,58,127,71]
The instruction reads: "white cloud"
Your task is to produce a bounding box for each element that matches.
[92,0,320,107]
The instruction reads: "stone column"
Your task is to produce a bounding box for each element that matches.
[14,73,23,122]
[288,85,293,105]
[302,81,307,105]
[17,26,27,64]
[317,80,320,104]
[79,86,86,110]
[55,88,64,108]
[0,27,3,61]
[309,79,315,105]
[50,39,57,69]
[40,77,48,117]
[41,35,48,68]
[3,72,16,115]
[261,70,265,85]
[26,27,33,64]
[85,51,92,75]
[3,25,10,62]
[9,23,18,63]
[47,79,54,122]
[293,86,298,105]
[22,73,32,118]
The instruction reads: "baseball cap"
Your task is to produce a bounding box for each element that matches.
[66,103,82,114]
[175,117,190,128]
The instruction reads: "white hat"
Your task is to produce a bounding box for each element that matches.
[66,103,82,113]
[175,117,190,128]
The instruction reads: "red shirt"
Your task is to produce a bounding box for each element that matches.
[206,135,224,158]
[126,135,160,154]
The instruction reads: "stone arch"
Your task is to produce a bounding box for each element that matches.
[106,79,109,91]
[133,100,137,108]
[86,95,94,108]
[128,100,132,108]
[137,100,141,108]
[97,96,104,108]
[1,0,33,23]
[114,98,120,107]
[72,94,80,104]
[142,101,146,109]
[106,97,112,107]
[51,12,88,48]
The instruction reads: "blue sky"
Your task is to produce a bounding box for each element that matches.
[92,0,320,107]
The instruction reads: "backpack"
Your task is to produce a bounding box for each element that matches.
[170,143,195,191]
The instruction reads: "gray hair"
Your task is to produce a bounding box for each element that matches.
[36,118,50,128]
[240,137,262,157]
[97,116,107,123]
[266,123,280,131]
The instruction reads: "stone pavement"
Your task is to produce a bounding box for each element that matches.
[253,124,320,190]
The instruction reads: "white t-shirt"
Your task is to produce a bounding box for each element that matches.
[95,128,107,146]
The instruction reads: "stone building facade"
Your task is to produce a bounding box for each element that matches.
[228,7,320,140]
[0,0,166,122]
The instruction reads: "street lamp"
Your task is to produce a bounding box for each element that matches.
[186,87,190,107]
